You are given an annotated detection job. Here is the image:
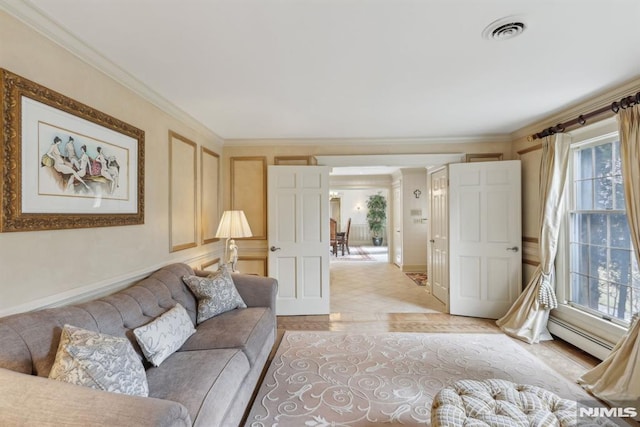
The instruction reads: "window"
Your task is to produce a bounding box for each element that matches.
[568,134,640,325]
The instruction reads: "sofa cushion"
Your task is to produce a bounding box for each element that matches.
[180,307,275,366]
[133,303,196,367]
[182,268,247,323]
[48,325,148,397]
[0,322,34,374]
[146,349,250,426]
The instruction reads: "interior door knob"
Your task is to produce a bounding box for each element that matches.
[270,246,281,252]
[506,246,519,252]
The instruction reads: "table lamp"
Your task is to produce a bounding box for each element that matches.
[215,210,253,272]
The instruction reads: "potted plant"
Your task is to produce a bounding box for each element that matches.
[366,192,387,246]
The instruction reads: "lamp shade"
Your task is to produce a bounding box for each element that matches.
[215,210,253,239]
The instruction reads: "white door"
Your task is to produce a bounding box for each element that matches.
[268,166,330,315]
[392,183,402,266]
[449,160,522,319]
[429,167,449,307]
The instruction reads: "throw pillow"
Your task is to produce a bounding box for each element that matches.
[133,303,196,367]
[48,324,148,397]
[182,266,247,323]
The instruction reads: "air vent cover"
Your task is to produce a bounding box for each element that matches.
[482,17,526,41]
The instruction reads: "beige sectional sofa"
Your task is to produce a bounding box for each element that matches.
[0,263,278,426]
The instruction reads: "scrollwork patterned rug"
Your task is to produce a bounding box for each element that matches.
[245,332,598,426]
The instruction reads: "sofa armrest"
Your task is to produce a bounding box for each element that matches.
[231,274,278,310]
[0,368,191,427]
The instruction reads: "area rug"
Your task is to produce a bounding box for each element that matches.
[245,332,600,426]
[405,272,427,286]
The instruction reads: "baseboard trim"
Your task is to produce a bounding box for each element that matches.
[548,316,614,361]
[401,264,427,273]
[0,254,211,318]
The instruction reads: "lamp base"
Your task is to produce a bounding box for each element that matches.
[226,239,239,273]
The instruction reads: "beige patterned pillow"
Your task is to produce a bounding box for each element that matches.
[48,324,148,397]
[133,303,196,366]
[182,266,247,323]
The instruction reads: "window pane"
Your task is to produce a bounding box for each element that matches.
[610,248,632,285]
[595,177,613,210]
[588,277,601,310]
[614,285,631,321]
[571,273,589,306]
[589,245,607,278]
[594,143,612,177]
[571,213,589,244]
[610,214,631,249]
[589,214,607,246]
[615,180,625,210]
[578,147,594,179]
[570,243,589,274]
[575,180,593,210]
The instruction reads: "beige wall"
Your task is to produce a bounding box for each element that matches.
[0,12,224,314]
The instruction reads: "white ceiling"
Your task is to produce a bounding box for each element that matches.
[7,0,640,140]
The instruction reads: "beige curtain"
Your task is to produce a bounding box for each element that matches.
[578,105,640,406]
[496,133,570,344]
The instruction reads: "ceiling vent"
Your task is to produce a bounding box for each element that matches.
[482,17,526,41]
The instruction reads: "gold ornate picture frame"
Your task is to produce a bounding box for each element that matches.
[0,69,145,232]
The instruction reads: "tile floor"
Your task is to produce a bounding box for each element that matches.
[330,257,445,314]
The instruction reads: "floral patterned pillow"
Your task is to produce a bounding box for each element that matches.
[48,324,148,397]
[182,267,247,323]
[133,303,196,366]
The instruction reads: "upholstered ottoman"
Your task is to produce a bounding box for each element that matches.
[431,379,614,426]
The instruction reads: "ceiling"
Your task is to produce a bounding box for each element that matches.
[7,0,640,140]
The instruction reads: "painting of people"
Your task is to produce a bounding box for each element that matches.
[1,69,143,231]
[38,122,129,201]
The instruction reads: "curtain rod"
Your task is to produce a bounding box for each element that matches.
[527,91,640,141]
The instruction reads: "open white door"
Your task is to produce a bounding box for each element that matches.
[449,160,521,319]
[268,165,330,315]
[429,166,449,307]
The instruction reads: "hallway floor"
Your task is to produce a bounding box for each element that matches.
[329,261,446,314]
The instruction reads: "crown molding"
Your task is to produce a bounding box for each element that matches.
[224,134,512,147]
[512,76,640,141]
[0,0,222,143]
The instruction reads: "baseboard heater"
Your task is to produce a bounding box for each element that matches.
[548,316,614,361]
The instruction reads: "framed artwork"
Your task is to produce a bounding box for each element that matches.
[201,147,220,244]
[0,69,144,232]
[169,131,197,252]
[230,156,267,239]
